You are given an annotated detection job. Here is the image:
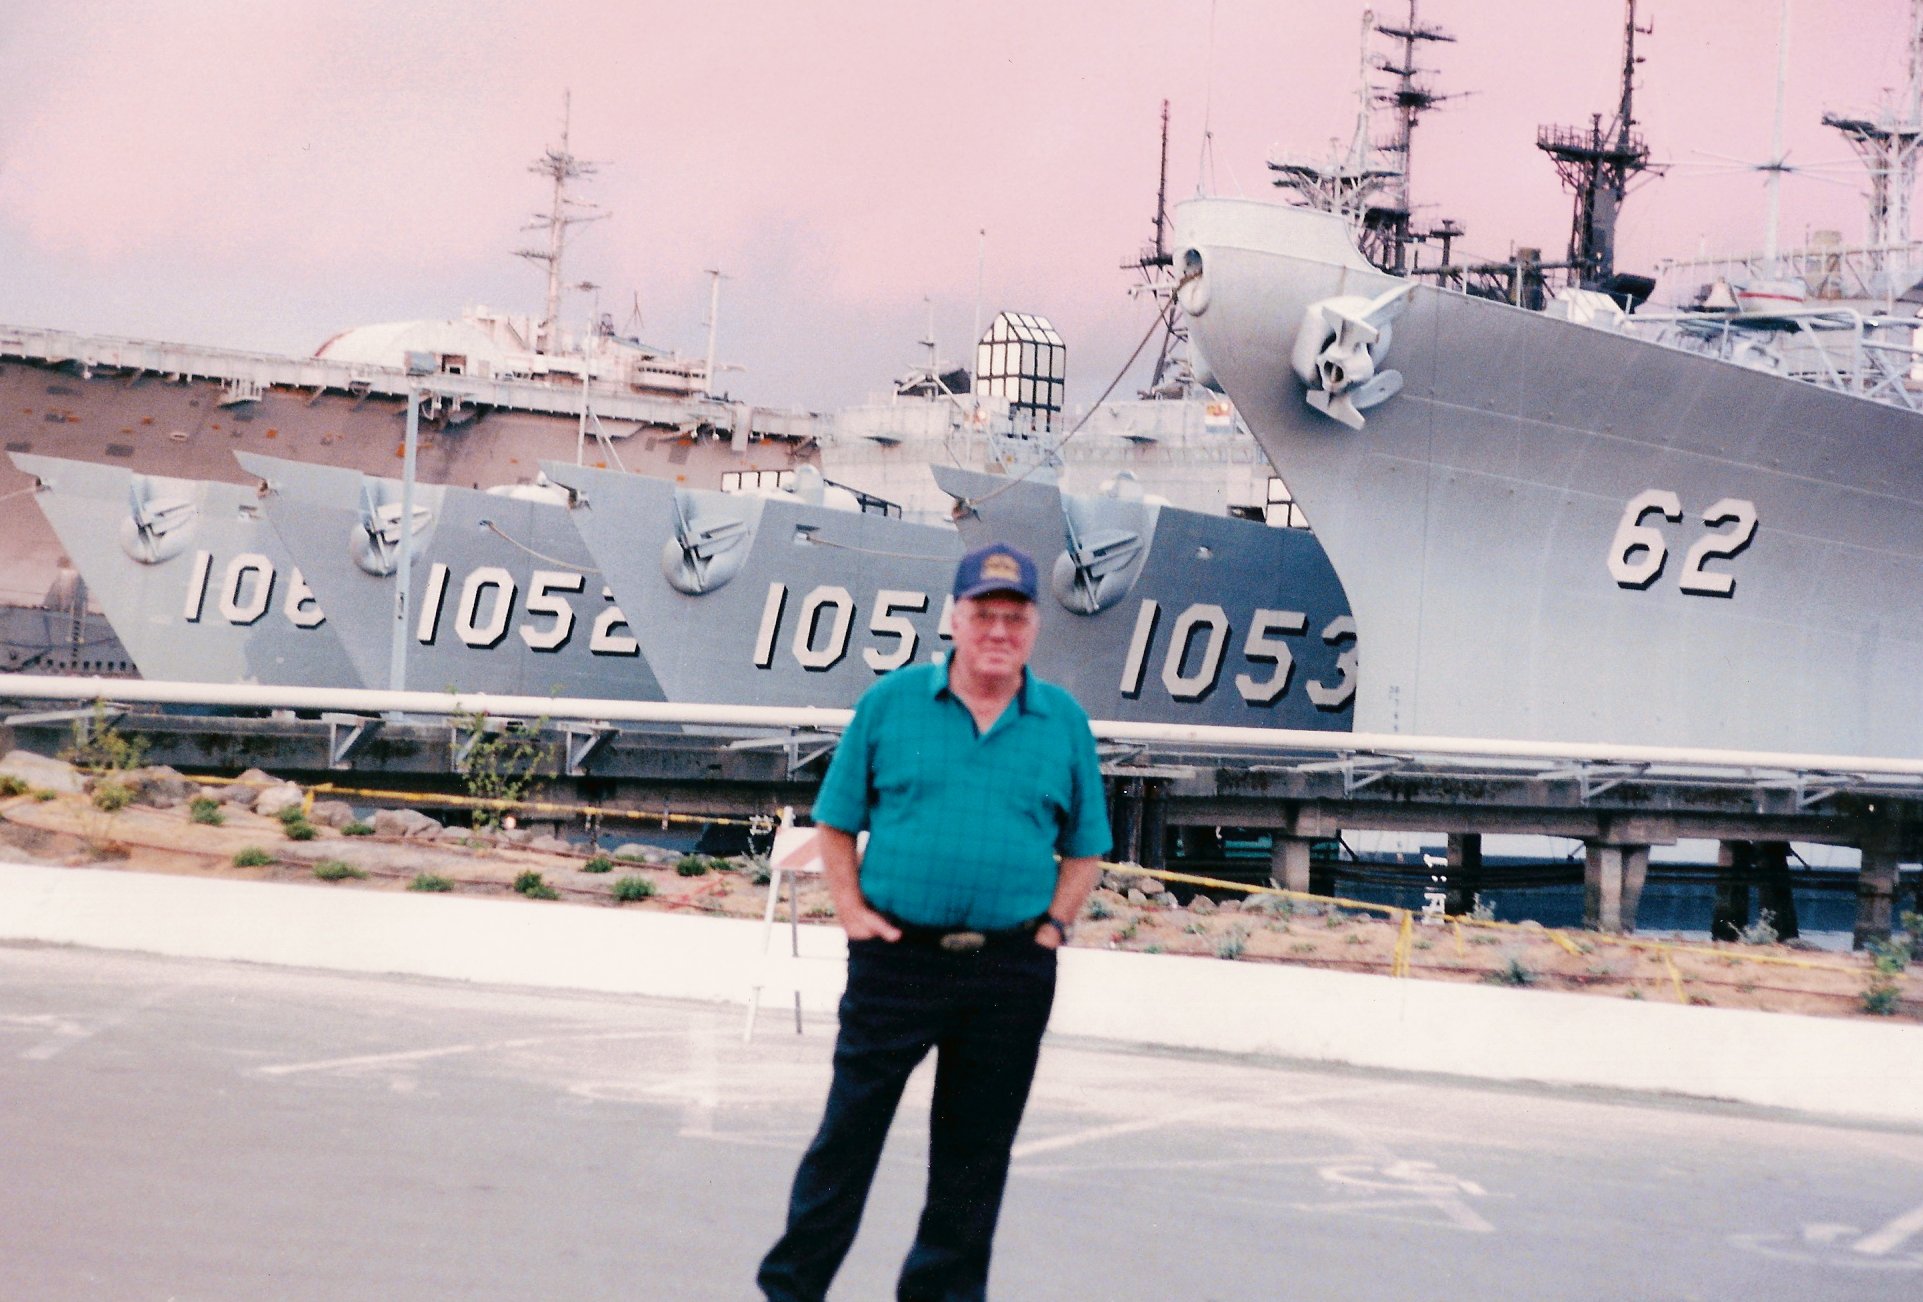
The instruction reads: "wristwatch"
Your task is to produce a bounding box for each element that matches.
[1037,914,1071,944]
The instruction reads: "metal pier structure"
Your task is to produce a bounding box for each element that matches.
[2,675,1918,947]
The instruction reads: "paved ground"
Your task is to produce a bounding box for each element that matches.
[3,942,1921,1301]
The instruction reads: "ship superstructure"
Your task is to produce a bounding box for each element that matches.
[1174,3,1923,762]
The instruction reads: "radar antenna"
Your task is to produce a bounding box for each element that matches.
[1536,0,1658,286]
[1822,0,1923,293]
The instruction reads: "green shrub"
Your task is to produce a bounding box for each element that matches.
[33,789,55,802]
[1086,896,1114,921]
[232,846,274,867]
[283,820,318,841]
[1864,938,1909,1016]
[674,855,710,877]
[189,796,225,826]
[342,821,375,837]
[512,870,559,900]
[91,781,132,812]
[275,803,310,825]
[612,876,657,903]
[408,873,454,893]
[582,854,615,874]
[1215,928,1248,961]
[1487,956,1535,987]
[313,860,367,882]
[0,774,29,798]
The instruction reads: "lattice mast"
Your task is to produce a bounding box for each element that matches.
[1822,0,1923,281]
[1372,0,1458,270]
[516,91,609,355]
[1535,0,1655,285]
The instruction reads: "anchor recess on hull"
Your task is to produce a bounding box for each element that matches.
[1289,281,1415,429]
[351,481,433,577]
[1052,486,1154,615]
[119,475,199,565]
[661,489,758,595]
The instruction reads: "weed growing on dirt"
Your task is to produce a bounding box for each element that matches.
[276,804,307,826]
[674,855,711,877]
[1086,896,1114,921]
[233,847,274,867]
[283,820,318,841]
[1863,938,1910,1016]
[91,782,132,812]
[313,860,367,882]
[612,876,657,903]
[32,789,54,802]
[452,706,554,835]
[582,855,615,874]
[0,774,29,798]
[512,870,559,900]
[342,821,375,836]
[188,796,225,826]
[409,873,454,892]
[1487,956,1535,987]
[1215,928,1249,961]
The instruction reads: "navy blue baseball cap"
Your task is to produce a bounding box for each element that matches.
[952,542,1038,602]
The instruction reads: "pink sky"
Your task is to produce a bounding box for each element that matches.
[0,1,1911,411]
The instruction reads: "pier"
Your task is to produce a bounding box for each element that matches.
[4,675,1917,948]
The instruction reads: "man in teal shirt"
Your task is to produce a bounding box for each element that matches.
[759,542,1111,1302]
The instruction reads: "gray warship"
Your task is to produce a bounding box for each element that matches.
[1175,0,1923,761]
[9,446,1355,732]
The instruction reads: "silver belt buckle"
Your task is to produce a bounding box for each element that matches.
[940,931,987,954]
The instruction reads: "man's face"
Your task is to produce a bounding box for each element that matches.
[951,593,1039,680]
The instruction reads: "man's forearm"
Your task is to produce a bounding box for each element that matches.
[819,826,901,942]
[1048,856,1104,927]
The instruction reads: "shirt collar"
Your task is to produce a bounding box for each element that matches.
[932,658,1049,717]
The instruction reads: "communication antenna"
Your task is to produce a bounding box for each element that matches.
[516,90,609,355]
[1823,0,1923,289]
[1536,0,1657,284]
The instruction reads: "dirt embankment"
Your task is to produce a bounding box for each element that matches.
[2,760,1918,1025]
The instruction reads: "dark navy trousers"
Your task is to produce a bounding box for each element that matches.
[757,936,1058,1302]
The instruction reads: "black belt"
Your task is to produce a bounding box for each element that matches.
[882,914,1044,954]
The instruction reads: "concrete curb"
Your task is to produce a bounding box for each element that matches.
[5,860,1921,1126]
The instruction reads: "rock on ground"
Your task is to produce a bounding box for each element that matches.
[124,765,196,808]
[306,799,357,829]
[252,783,307,818]
[0,750,85,795]
[373,808,443,839]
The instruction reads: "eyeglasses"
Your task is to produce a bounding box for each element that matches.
[956,606,1037,632]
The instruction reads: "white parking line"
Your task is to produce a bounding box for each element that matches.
[1854,1200,1923,1256]
[257,1028,676,1076]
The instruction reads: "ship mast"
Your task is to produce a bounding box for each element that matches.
[516,91,608,356]
[1371,0,1457,272]
[1266,4,1459,275]
[1822,0,1923,294]
[1536,0,1655,286]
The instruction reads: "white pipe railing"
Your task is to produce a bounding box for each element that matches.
[5,674,1923,782]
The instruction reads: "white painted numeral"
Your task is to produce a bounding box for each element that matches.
[1161,604,1230,702]
[1235,609,1307,705]
[454,566,516,649]
[792,585,854,671]
[1608,489,1683,589]
[1678,498,1758,597]
[219,554,275,626]
[1307,615,1357,711]
[520,570,583,651]
[283,568,325,629]
[863,589,926,672]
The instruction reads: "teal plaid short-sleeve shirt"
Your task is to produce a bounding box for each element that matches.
[811,660,1112,931]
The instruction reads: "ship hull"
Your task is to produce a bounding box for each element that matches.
[1175,198,1923,759]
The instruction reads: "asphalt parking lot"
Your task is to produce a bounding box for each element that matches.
[3,942,1920,1300]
